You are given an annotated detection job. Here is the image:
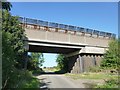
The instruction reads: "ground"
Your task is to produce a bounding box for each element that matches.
[35,68,118,88]
[36,72,106,88]
[36,74,85,88]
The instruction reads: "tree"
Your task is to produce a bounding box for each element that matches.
[2,10,26,88]
[56,54,68,72]
[2,10,26,69]
[2,2,40,88]
[2,31,16,88]
[2,0,12,11]
[100,39,119,69]
[27,53,44,70]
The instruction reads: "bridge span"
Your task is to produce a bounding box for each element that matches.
[20,17,116,73]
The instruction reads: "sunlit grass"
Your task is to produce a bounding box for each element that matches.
[43,68,60,72]
[65,72,118,80]
[65,72,119,88]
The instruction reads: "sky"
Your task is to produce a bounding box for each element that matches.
[10,2,118,67]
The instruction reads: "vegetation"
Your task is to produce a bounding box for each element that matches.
[94,78,119,88]
[96,39,119,88]
[27,52,45,74]
[100,39,119,69]
[2,2,41,88]
[43,66,60,72]
[2,10,26,69]
[2,10,27,88]
[65,72,118,80]
[2,0,12,11]
[55,54,68,73]
[27,53,44,70]
[65,72,118,88]
[89,66,102,72]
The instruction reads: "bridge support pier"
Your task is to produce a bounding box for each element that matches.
[67,54,103,74]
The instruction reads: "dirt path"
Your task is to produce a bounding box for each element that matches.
[36,73,104,89]
[36,74,85,88]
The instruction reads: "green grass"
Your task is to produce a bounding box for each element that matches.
[23,77,39,88]
[43,68,60,72]
[16,70,40,88]
[65,72,118,80]
[94,77,119,88]
[65,72,119,88]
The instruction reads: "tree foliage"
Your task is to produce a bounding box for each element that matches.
[56,54,68,72]
[2,10,26,69]
[2,31,16,88]
[100,39,119,69]
[2,2,40,88]
[2,10,26,88]
[27,53,44,70]
[2,0,12,11]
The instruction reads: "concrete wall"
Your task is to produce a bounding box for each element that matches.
[25,28,111,48]
[68,54,103,73]
[81,54,103,72]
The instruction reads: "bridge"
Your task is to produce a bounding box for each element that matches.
[19,17,116,73]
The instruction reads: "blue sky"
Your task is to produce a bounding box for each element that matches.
[10,2,118,67]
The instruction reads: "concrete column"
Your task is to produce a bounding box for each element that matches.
[96,55,102,66]
[76,58,80,73]
[83,55,89,72]
[91,55,96,66]
[79,55,84,73]
[81,55,85,72]
[83,55,94,72]
[93,55,97,66]
[74,62,77,74]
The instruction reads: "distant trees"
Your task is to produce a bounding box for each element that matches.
[100,39,119,69]
[56,54,68,72]
[27,53,45,70]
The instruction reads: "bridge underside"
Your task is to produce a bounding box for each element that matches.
[24,40,105,74]
[29,44,80,54]
[27,40,83,54]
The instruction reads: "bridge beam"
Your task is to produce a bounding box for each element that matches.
[64,50,81,58]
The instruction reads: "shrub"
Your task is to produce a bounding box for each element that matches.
[95,78,118,88]
[32,68,45,75]
[89,66,101,72]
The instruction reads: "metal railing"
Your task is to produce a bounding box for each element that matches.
[18,17,116,38]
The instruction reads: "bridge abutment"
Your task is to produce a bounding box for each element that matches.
[67,54,103,74]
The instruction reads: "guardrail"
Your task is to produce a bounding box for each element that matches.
[18,17,116,38]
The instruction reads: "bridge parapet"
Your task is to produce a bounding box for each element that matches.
[19,17,116,39]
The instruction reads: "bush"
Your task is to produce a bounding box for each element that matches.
[95,78,118,88]
[55,70,67,74]
[32,68,45,75]
[16,70,39,88]
[89,66,101,72]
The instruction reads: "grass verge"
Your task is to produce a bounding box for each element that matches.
[65,72,119,88]
[65,72,118,80]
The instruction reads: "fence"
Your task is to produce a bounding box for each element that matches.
[18,17,116,38]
